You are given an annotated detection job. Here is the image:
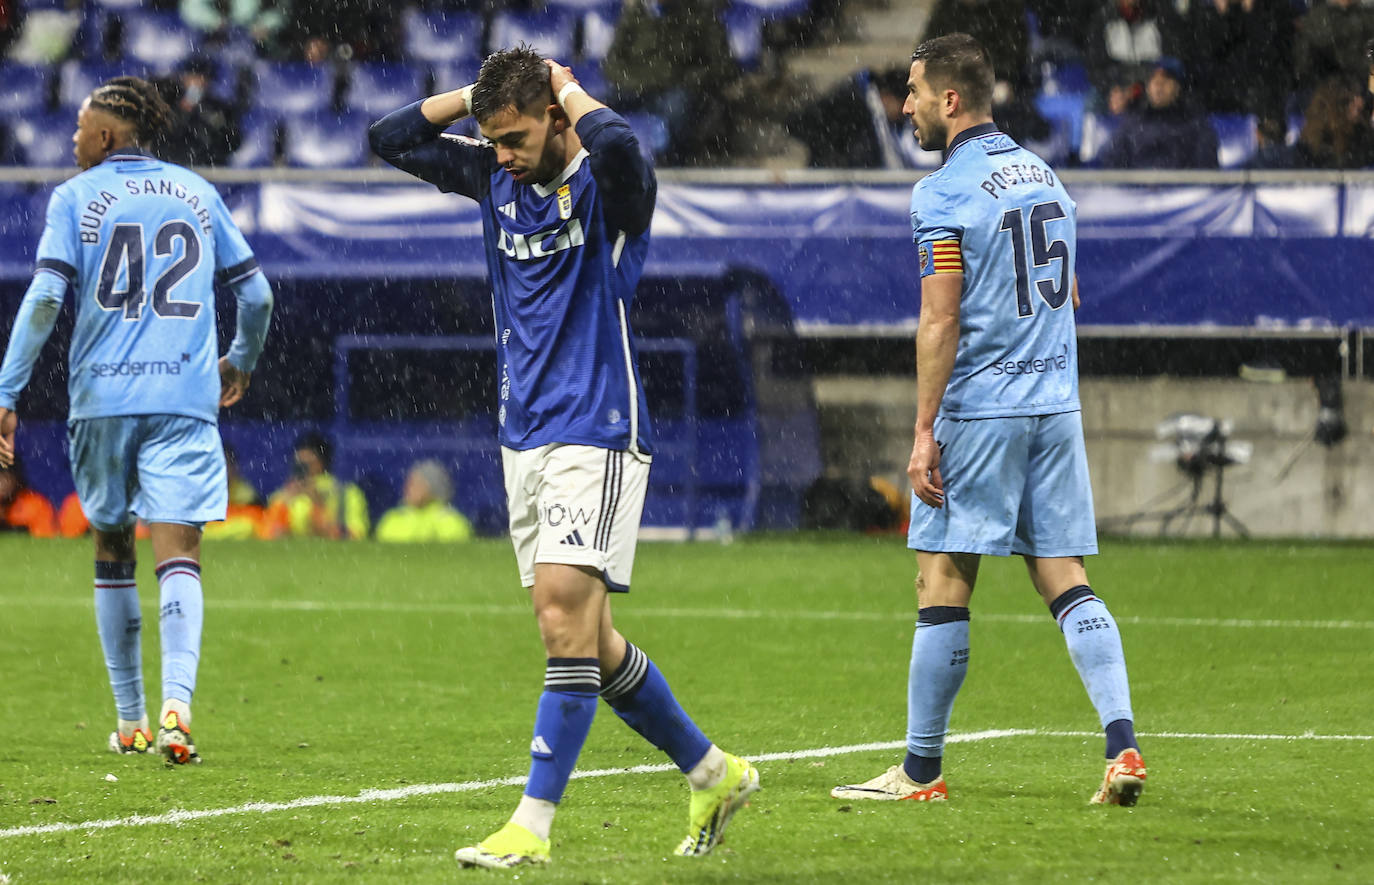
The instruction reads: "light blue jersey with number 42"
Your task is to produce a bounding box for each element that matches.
[33,149,259,423]
[911,124,1079,419]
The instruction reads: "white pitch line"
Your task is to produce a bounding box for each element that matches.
[2,728,1368,840]
[5,596,1374,630]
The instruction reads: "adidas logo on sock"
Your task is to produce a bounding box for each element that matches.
[559,530,585,547]
[530,735,553,756]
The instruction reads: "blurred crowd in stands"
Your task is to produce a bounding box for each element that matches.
[0,432,476,543]
[0,0,842,168]
[793,0,1374,169]
[0,0,1368,168]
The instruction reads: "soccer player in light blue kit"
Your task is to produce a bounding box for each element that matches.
[0,77,273,764]
[830,35,1146,806]
[370,47,757,868]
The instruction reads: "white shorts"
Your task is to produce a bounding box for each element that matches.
[502,443,652,592]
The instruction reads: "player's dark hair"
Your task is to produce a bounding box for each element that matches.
[1366,37,1374,65]
[88,76,174,149]
[470,44,553,123]
[911,33,994,116]
[294,431,332,469]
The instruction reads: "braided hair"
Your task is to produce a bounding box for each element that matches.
[87,76,174,150]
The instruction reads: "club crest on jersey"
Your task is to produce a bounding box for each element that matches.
[556,184,572,220]
[498,217,585,261]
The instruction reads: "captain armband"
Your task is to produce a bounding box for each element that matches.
[917,239,963,278]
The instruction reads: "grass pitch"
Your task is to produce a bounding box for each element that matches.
[1,536,1371,883]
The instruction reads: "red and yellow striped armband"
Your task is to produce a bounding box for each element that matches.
[917,239,963,278]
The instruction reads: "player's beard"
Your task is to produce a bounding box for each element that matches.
[915,115,946,152]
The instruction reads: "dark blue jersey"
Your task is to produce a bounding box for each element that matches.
[370,103,656,453]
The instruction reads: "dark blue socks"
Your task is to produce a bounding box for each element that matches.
[524,658,599,803]
[600,642,712,773]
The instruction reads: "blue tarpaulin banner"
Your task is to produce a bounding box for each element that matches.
[1,180,1370,327]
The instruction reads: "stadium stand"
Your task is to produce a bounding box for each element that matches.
[399,7,482,67]
[251,62,335,116]
[1212,113,1259,169]
[488,8,575,62]
[0,64,48,116]
[10,110,72,166]
[284,109,372,168]
[120,10,195,74]
[226,111,279,168]
[345,62,427,117]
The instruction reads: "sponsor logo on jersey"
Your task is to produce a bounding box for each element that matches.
[556,184,572,220]
[559,529,586,547]
[89,353,191,378]
[499,201,517,220]
[497,218,585,261]
[988,343,1071,377]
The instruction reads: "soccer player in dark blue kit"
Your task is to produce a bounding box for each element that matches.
[829,35,1146,807]
[369,47,758,869]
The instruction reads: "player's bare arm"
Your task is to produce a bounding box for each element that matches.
[910,272,961,508]
[0,406,15,468]
[1072,275,1080,311]
[545,59,606,127]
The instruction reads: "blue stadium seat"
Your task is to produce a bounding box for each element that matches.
[0,65,50,115]
[251,63,334,116]
[723,4,764,69]
[1078,112,1121,166]
[1039,59,1091,96]
[284,109,371,168]
[1211,113,1257,169]
[489,9,575,60]
[546,0,620,10]
[730,0,813,18]
[227,111,279,168]
[401,8,482,66]
[574,60,608,102]
[58,60,143,108]
[620,111,668,162]
[89,0,143,8]
[346,63,426,116]
[12,111,75,166]
[1034,92,1087,154]
[121,11,195,74]
[580,8,619,62]
[430,61,481,94]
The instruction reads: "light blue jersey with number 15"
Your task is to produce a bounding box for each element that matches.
[20,148,260,423]
[912,123,1079,419]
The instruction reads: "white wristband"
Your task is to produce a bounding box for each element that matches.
[459,84,474,109]
[556,81,585,107]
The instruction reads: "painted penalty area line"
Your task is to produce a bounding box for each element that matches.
[2,728,1369,840]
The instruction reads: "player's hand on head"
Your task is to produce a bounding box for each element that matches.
[218,357,251,408]
[544,59,578,95]
[0,407,16,468]
[908,430,945,509]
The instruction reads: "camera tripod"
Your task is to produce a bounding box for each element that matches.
[1108,455,1251,539]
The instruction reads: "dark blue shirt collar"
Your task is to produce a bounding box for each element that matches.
[103,145,157,164]
[943,122,1001,164]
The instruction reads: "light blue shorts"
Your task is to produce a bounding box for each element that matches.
[907,410,1097,558]
[68,415,227,532]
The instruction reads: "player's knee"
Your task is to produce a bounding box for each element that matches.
[534,597,599,656]
[94,526,136,561]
